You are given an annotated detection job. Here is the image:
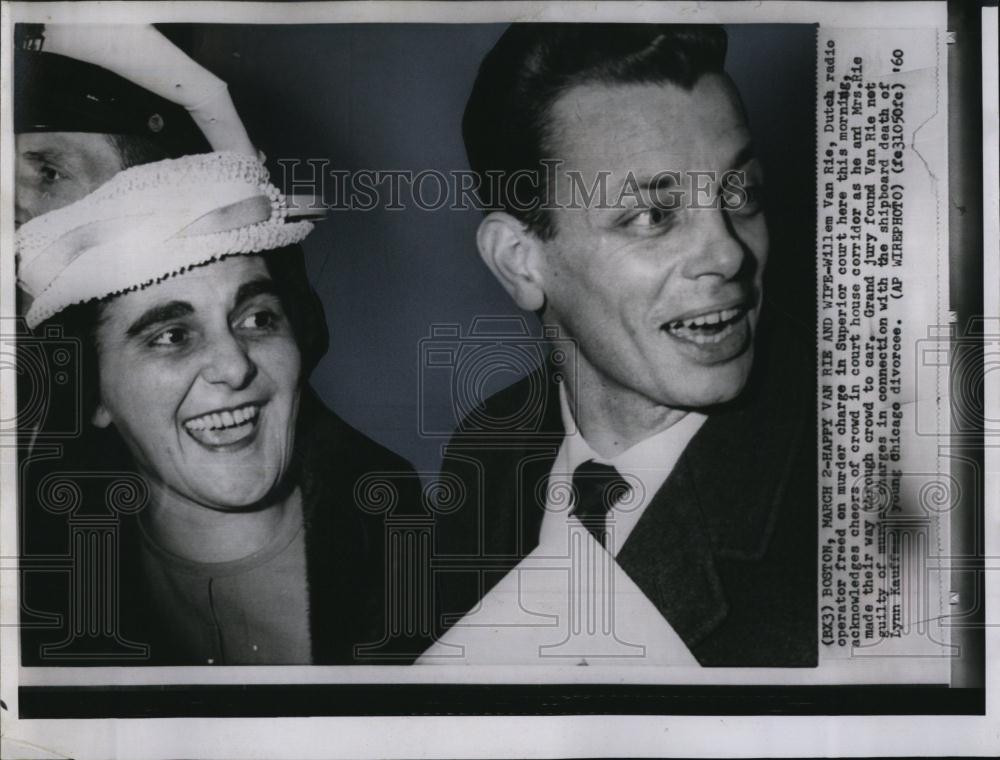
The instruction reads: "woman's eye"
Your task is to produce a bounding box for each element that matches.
[236,310,278,331]
[148,327,189,347]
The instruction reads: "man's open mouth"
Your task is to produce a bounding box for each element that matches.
[662,306,747,345]
[183,403,261,447]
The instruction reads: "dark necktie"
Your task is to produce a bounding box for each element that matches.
[570,460,630,548]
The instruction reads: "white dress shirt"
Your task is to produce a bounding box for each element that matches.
[540,382,707,556]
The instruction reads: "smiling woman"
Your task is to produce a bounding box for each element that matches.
[16,152,424,666]
[93,257,304,523]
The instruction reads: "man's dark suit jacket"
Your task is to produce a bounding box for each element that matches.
[434,328,817,667]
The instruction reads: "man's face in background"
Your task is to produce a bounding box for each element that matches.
[15,132,123,226]
[536,73,768,412]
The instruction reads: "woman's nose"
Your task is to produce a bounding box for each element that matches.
[201,331,257,389]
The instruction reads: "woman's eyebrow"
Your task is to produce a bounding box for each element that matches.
[125,302,194,338]
[233,278,279,307]
[123,279,277,337]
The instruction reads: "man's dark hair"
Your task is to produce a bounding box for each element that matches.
[462,23,728,239]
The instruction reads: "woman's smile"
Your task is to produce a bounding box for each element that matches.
[182,401,264,448]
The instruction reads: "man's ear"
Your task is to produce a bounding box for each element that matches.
[476,212,547,312]
[92,403,112,429]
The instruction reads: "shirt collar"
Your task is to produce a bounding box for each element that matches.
[557,381,707,480]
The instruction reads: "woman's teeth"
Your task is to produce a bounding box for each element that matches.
[184,404,260,433]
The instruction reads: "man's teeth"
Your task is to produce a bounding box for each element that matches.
[184,404,260,432]
[664,307,745,344]
[671,306,742,330]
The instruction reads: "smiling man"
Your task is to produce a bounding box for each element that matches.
[431,24,816,666]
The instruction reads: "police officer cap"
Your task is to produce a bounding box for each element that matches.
[15,26,209,156]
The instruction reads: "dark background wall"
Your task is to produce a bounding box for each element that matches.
[168,23,816,478]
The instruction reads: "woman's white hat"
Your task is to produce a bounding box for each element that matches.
[17,151,313,328]
[16,25,322,328]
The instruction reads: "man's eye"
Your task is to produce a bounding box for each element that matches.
[148,327,189,347]
[722,179,765,216]
[624,206,673,231]
[38,165,64,184]
[735,185,765,214]
[744,185,765,211]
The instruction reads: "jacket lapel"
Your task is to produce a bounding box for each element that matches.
[467,359,565,559]
[616,448,729,649]
[514,361,567,556]
[515,447,560,555]
[614,349,806,652]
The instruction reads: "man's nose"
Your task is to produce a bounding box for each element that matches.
[14,191,34,227]
[682,207,747,281]
[201,330,258,389]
